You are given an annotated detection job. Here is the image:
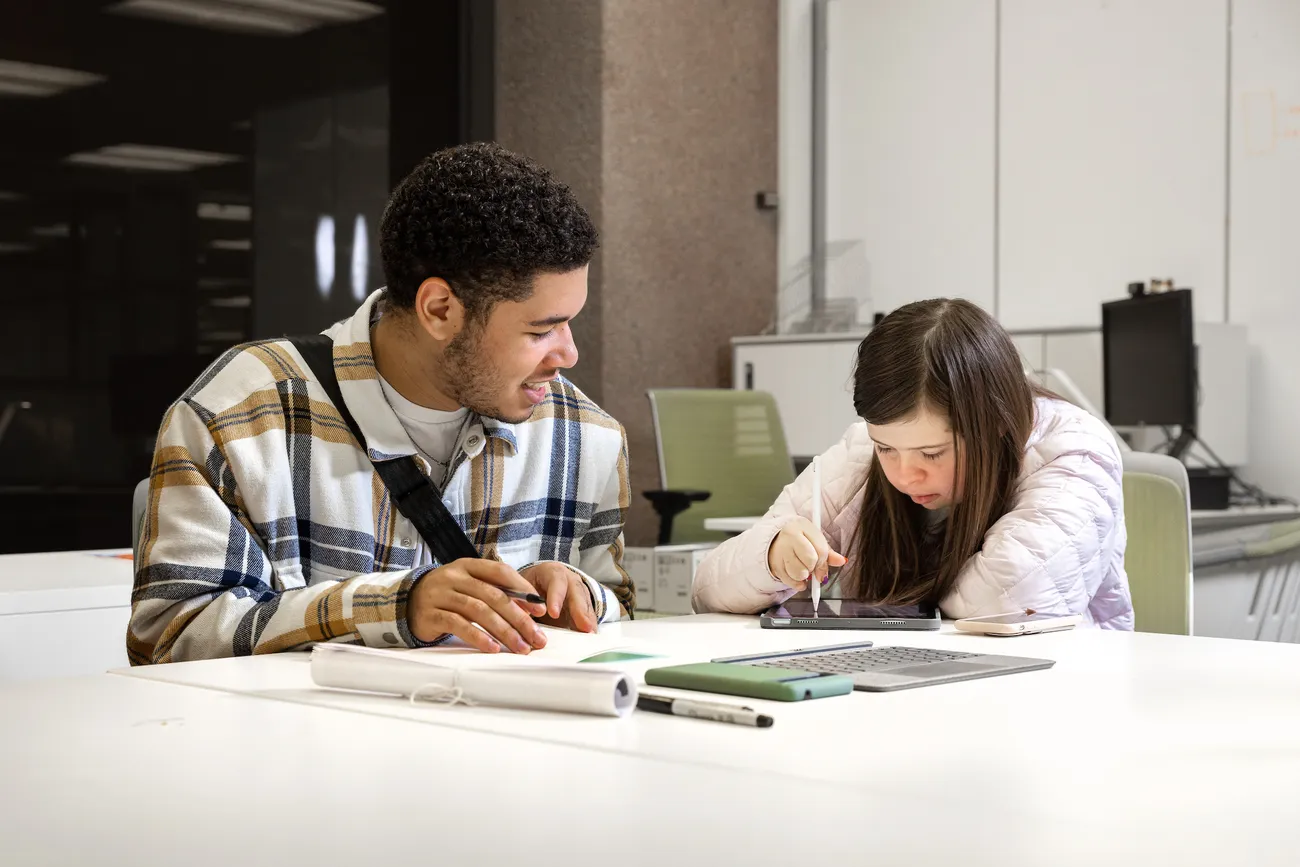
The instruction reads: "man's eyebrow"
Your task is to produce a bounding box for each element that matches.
[527,315,571,327]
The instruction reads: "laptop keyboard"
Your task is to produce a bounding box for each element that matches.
[750,646,978,675]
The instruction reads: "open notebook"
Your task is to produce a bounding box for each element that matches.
[309,627,648,717]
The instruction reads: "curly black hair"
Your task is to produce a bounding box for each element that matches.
[379,141,598,321]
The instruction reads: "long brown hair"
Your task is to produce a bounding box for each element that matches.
[845,298,1042,605]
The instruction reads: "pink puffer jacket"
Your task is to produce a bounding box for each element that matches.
[691,397,1135,629]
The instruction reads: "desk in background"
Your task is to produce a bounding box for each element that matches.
[0,549,133,682]
[708,506,1300,537]
[703,516,762,534]
[703,509,1300,643]
[732,328,1250,470]
[1190,504,1300,531]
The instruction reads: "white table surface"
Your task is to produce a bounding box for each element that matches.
[0,549,133,615]
[2,670,1150,867]
[112,614,1300,862]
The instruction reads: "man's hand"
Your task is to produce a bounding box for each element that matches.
[520,562,597,633]
[407,559,549,653]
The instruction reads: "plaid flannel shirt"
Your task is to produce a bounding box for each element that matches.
[128,289,634,664]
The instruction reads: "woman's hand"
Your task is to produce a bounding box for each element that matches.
[766,517,847,590]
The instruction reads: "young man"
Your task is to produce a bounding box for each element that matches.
[129,142,633,664]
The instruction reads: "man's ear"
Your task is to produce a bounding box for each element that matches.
[413,277,466,342]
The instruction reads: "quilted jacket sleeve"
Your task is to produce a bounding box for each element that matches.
[940,419,1126,621]
[691,424,867,614]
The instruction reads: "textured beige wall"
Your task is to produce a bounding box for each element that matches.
[495,0,606,403]
[498,0,778,545]
[600,0,779,545]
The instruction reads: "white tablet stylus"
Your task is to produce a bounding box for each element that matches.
[810,455,821,614]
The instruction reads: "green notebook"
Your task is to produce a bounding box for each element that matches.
[643,661,854,702]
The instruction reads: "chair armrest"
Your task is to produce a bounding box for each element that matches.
[642,489,712,545]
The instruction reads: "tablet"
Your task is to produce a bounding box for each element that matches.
[759,598,941,630]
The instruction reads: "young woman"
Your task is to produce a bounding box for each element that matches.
[692,298,1134,629]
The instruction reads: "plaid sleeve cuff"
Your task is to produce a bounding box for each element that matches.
[352,566,451,649]
[570,567,620,623]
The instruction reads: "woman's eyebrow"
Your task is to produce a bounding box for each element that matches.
[871,438,952,450]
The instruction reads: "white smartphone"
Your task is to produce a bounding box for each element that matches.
[954,610,1082,636]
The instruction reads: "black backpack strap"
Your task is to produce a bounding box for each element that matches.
[289,334,365,448]
[374,458,480,562]
[288,334,480,565]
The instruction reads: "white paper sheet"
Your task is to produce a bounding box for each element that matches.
[417,625,651,664]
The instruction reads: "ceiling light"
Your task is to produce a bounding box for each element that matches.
[197,202,251,221]
[0,191,26,202]
[0,59,105,98]
[31,223,71,239]
[66,153,194,171]
[0,242,36,254]
[210,238,251,251]
[65,143,240,172]
[0,80,61,97]
[240,0,385,22]
[105,0,383,37]
[107,144,240,165]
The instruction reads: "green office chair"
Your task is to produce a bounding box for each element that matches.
[645,389,796,544]
[1121,451,1193,635]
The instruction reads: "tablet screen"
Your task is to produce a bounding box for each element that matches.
[771,599,938,619]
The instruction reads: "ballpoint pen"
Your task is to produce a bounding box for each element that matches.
[503,589,546,605]
[810,454,821,615]
[636,692,774,727]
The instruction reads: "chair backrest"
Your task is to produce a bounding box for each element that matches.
[1120,450,1193,635]
[131,477,150,563]
[647,389,796,544]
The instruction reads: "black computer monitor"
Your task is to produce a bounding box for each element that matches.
[1101,288,1196,437]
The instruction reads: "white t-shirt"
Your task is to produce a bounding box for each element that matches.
[378,375,469,487]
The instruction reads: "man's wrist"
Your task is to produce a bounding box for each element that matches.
[401,567,449,647]
[581,572,601,618]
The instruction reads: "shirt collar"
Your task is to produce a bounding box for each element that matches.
[324,289,521,460]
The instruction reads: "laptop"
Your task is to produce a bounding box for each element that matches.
[712,640,1055,692]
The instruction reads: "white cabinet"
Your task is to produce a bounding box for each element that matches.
[0,550,133,682]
